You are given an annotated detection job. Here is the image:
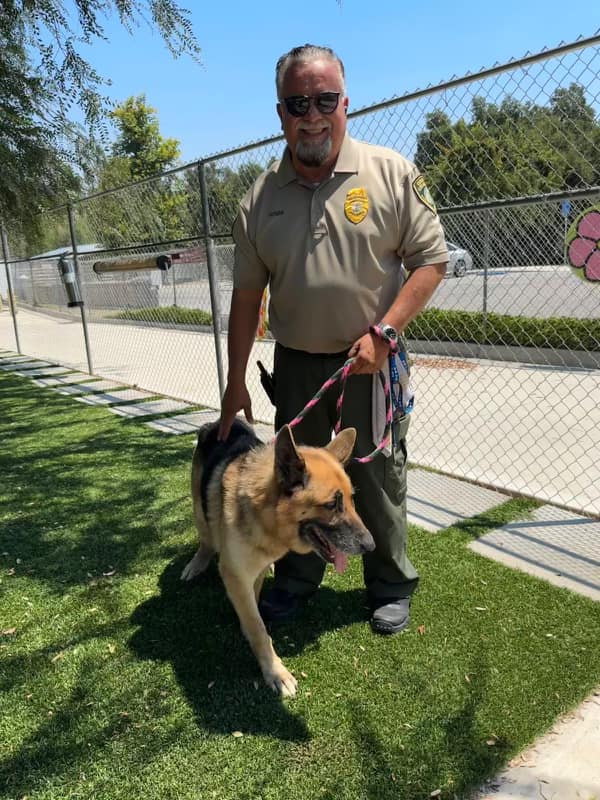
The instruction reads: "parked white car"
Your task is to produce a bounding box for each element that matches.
[447,241,474,277]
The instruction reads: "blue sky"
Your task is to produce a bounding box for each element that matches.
[78,0,599,164]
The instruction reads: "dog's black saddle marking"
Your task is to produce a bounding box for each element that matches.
[198,420,262,516]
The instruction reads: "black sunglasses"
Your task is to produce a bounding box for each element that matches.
[281,91,341,117]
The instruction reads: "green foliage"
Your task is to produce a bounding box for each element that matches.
[416,85,600,207]
[0,1,200,244]
[0,34,80,241]
[207,162,265,235]
[183,161,266,238]
[111,303,599,352]
[109,95,181,181]
[416,84,600,267]
[80,100,266,249]
[82,96,188,247]
[2,0,200,132]
[407,307,600,351]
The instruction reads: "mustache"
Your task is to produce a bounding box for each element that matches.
[298,123,332,132]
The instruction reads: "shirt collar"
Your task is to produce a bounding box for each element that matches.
[275,135,359,187]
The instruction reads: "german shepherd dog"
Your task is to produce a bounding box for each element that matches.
[181,419,375,697]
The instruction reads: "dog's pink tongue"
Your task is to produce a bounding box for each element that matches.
[333,550,348,574]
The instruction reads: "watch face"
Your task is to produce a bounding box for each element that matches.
[382,325,398,340]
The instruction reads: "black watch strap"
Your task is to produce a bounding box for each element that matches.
[369,323,398,351]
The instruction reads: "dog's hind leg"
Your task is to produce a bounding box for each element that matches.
[181,543,214,581]
[219,560,298,697]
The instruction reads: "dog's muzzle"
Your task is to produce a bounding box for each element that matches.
[299,519,375,559]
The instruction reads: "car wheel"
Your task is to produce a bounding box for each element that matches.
[453,258,467,277]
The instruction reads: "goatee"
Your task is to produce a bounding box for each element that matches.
[295,135,332,167]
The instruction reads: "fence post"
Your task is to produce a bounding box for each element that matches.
[29,260,36,306]
[197,162,225,399]
[0,226,22,354]
[171,260,178,307]
[482,208,490,340]
[67,204,94,375]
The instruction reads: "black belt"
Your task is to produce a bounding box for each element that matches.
[275,342,349,359]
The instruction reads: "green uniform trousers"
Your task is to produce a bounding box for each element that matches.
[272,342,418,600]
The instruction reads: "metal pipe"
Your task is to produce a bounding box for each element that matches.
[482,209,490,337]
[439,184,600,216]
[171,260,178,307]
[0,226,22,353]
[198,163,225,399]
[67,204,94,375]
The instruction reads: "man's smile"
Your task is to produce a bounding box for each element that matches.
[298,125,330,139]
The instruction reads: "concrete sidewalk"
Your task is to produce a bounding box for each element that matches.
[473,691,600,800]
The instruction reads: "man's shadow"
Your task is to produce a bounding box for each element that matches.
[129,556,367,741]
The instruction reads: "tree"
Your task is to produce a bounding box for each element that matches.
[0,1,200,242]
[415,84,600,207]
[414,84,600,266]
[0,36,80,246]
[206,162,266,234]
[1,1,200,131]
[110,95,181,182]
[85,96,185,247]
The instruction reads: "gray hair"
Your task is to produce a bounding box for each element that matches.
[275,44,345,98]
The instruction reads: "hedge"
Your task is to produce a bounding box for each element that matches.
[112,306,212,326]
[113,306,599,352]
[406,308,600,351]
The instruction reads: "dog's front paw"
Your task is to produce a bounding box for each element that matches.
[263,663,298,697]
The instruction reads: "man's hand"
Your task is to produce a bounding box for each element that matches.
[218,380,254,440]
[347,332,390,375]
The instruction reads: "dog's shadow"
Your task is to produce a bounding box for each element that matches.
[128,556,367,741]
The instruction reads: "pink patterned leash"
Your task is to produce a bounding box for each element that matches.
[282,325,397,464]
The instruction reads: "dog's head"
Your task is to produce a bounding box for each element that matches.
[273,425,375,572]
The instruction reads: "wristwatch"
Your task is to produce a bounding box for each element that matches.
[377,322,398,346]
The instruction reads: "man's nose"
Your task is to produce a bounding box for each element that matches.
[304,99,324,119]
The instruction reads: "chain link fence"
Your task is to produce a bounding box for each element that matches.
[2,34,600,515]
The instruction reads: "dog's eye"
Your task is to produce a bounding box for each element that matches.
[323,490,343,513]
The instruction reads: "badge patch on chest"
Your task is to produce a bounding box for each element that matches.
[344,188,369,224]
[412,175,437,214]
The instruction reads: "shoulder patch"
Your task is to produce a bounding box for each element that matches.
[344,188,369,224]
[412,175,437,215]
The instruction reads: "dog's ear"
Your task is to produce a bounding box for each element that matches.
[325,427,356,465]
[274,425,307,494]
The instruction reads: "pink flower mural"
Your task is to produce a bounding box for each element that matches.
[567,209,600,281]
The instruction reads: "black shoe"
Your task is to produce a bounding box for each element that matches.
[258,587,307,623]
[369,597,410,635]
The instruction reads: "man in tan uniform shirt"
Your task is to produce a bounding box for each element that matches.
[219,44,448,634]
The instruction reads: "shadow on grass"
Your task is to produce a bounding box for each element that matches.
[449,499,539,541]
[0,375,192,592]
[342,650,510,800]
[129,556,369,741]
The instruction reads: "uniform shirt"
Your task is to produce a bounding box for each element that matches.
[233,135,448,353]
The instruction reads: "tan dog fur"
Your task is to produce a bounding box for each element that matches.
[181,420,374,697]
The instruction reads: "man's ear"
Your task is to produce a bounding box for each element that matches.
[325,428,356,465]
[274,425,306,494]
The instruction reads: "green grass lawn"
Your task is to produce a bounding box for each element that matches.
[1,368,599,800]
